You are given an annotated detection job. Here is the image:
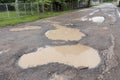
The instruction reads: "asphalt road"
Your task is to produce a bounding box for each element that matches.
[0,3,120,80]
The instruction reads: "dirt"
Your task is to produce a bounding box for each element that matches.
[0,3,120,80]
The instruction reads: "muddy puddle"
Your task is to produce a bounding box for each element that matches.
[102,27,108,30]
[80,9,94,12]
[45,26,85,41]
[73,18,81,21]
[90,16,105,23]
[18,45,101,69]
[73,16,88,21]
[10,26,41,32]
[45,23,85,41]
[42,19,61,24]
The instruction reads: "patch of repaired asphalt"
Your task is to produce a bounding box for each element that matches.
[10,26,41,32]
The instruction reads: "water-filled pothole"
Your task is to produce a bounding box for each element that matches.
[102,27,108,30]
[0,49,10,54]
[45,25,85,41]
[10,26,41,31]
[18,45,101,69]
[90,16,105,23]
[0,51,2,54]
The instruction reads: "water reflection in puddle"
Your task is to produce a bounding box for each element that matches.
[45,27,85,41]
[10,26,41,32]
[18,45,101,69]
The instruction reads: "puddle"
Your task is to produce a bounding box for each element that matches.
[0,51,3,54]
[18,45,101,69]
[45,27,85,41]
[81,16,88,21]
[0,49,10,54]
[65,23,74,26]
[80,9,94,12]
[91,16,105,23]
[73,18,85,21]
[116,9,120,17]
[10,26,41,32]
[42,19,61,24]
[107,13,116,22]
[73,18,81,21]
[89,10,99,16]
[102,27,108,30]
[43,19,85,41]
[52,23,65,28]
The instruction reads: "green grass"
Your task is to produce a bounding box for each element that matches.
[0,11,32,19]
[0,10,72,27]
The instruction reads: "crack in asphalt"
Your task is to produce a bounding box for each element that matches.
[97,34,118,80]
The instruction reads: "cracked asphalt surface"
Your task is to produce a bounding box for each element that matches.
[0,3,120,80]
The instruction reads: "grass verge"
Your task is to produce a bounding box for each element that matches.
[0,10,72,27]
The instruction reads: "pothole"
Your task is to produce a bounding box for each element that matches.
[73,18,81,21]
[43,19,85,41]
[102,27,108,30]
[10,26,41,32]
[89,10,99,16]
[18,45,101,69]
[0,49,10,55]
[90,16,105,23]
[0,51,2,54]
[80,9,94,12]
[73,18,87,21]
[42,19,61,24]
[65,23,74,26]
[45,27,85,41]
[81,16,88,21]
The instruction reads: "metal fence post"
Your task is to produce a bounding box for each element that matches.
[5,4,10,18]
[24,3,27,15]
[30,2,34,15]
[77,0,79,8]
[42,0,45,13]
[15,3,20,17]
[37,2,40,14]
[50,3,53,12]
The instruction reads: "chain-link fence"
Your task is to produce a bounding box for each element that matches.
[0,1,87,20]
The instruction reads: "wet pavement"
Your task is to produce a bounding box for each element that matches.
[0,3,120,80]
